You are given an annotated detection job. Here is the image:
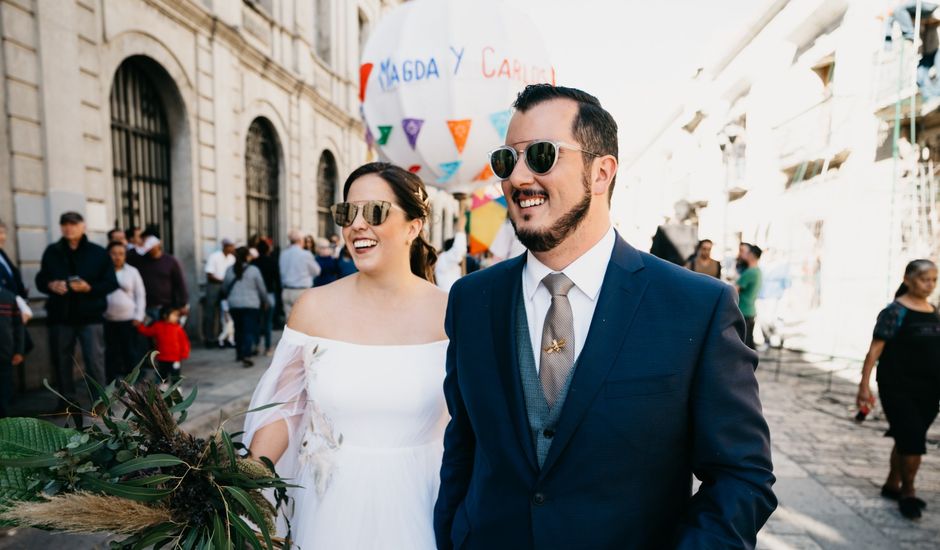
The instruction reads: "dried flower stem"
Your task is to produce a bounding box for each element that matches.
[0,493,174,533]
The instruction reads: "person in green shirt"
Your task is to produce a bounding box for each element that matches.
[737,244,763,349]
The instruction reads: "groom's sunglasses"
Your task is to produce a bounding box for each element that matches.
[488,140,599,180]
[330,200,398,227]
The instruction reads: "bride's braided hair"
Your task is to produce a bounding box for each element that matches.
[342,162,438,282]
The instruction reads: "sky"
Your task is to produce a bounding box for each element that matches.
[505,0,774,163]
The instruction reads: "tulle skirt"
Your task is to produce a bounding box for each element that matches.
[289,440,442,549]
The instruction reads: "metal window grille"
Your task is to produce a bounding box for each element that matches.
[317,152,337,238]
[245,119,279,242]
[111,58,173,251]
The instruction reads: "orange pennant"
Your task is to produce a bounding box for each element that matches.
[447,119,472,154]
[473,163,494,181]
[359,63,374,102]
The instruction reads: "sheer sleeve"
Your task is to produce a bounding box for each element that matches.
[242,328,314,485]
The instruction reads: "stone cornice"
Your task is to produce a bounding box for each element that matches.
[143,0,362,131]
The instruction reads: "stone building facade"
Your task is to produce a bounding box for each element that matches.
[0,0,405,388]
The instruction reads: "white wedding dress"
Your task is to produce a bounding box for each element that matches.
[242,327,449,549]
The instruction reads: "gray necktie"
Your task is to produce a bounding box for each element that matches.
[539,273,576,409]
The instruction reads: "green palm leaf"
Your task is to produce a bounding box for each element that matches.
[0,418,76,508]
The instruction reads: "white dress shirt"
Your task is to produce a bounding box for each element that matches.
[435,232,467,293]
[522,227,616,374]
[205,250,235,282]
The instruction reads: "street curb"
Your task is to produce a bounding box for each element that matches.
[182,395,254,438]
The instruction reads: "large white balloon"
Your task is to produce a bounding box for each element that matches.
[359,0,554,193]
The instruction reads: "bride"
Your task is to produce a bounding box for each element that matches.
[243,162,449,549]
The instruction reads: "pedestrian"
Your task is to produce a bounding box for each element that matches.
[736,241,751,275]
[337,245,358,278]
[203,238,235,347]
[134,305,190,388]
[125,225,144,265]
[0,219,31,327]
[128,229,189,322]
[857,259,940,520]
[106,227,127,246]
[103,240,146,382]
[685,239,721,278]
[0,286,25,418]
[279,229,320,319]
[885,2,939,42]
[434,209,468,293]
[224,246,268,367]
[35,211,118,407]
[329,234,342,258]
[737,243,763,349]
[126,226,143,249]
[0,219,30,411]
[313,237,340,287]
[253,238,278,355]
[303,234,316,253]
[435,84,774,548]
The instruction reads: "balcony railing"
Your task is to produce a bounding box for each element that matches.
[773,97,833,169]
[872,44,918,117]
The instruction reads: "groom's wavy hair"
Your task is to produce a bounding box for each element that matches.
[513,84,619,203]
[342,162,438,283]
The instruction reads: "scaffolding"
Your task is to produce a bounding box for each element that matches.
[879,0,940,291]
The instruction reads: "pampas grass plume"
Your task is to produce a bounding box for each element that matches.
[0,493,174,533]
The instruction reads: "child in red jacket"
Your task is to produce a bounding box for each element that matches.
[135,306,190,386]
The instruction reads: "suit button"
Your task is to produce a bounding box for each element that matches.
[543,429,555,438]
[532,492,546,506]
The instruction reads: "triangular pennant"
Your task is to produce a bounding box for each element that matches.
[469,235,488,255]
[471,187,491,209]
[489,110,511,140]
[437,161,462,183]
[359,63,374,102]
[408,165,422,173]
[377,126,393,146]
[446,119,472,154]
[365,126,375,147]
[473,163,495,182]
[402,118,424,149]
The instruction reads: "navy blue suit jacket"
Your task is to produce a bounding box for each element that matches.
[434,235,776,549]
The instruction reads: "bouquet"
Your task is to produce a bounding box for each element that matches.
[0,355,293,549]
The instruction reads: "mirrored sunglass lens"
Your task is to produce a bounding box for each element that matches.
[363,202,386,225]
[331,203,356,226]
[490,149,516,179]
[526,141,557,174]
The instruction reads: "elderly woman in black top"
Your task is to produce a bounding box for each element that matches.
[857,259,940,520]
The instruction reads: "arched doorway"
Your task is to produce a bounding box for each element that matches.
[110,57,173,250]
[317,151,338,238]
[245,118,280,243]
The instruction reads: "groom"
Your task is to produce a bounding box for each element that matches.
[434,85,776,549]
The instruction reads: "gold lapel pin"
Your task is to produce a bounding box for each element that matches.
[544,338,567,354]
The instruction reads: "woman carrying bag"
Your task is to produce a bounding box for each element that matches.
[223,247,268,368]
[858,259,940,520]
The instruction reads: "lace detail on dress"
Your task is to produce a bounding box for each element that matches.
[299,344,344,496]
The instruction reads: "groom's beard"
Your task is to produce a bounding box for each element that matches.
[511,171,592,253]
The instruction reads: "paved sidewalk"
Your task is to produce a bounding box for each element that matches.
[0,333,274,549]
[1,345,937,549]
[757,349,939,549]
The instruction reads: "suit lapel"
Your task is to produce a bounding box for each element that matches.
[490,256,538,471]
[539,236,649,478]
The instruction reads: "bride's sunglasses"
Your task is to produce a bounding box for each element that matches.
[488,140,599,180]
[330,200,401,227]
